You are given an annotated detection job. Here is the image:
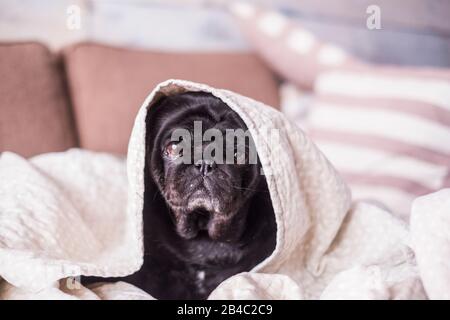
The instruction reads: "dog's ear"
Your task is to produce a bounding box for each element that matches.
[145,96,168,157]
[145,96,170,188]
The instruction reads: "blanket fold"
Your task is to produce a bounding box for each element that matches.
[0,79,447,299]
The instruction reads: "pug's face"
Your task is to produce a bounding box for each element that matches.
[147,92,261,242]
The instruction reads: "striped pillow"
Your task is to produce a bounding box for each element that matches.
[308,66,450,218]
[230,1,450,217]
[229,2,360,89]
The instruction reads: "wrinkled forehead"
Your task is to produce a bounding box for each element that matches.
[152,95,247,137]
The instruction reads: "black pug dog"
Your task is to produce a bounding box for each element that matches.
[83,92,276,299]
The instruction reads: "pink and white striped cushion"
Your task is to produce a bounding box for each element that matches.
[309,67,450,218]
[230,2,450,217]
[229,2,360,89]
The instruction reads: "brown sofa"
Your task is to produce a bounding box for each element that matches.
[0,42,280,157]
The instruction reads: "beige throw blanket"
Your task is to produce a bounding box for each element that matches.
[1,80,448,299]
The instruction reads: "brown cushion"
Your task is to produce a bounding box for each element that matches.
[63,43,280,154]
[0,42,77,157]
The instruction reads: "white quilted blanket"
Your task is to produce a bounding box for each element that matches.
[0,80,449,299]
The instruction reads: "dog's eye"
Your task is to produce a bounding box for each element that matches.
[164,142,182,159]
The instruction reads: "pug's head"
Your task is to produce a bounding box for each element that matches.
[146,92,262,242]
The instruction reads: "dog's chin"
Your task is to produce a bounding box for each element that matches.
[168,193,244,242]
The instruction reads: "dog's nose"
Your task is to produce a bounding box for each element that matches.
[195,159,217,176]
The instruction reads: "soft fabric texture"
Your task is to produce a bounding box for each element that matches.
[1,79,448,300]
[307,66,450,218]
[410,189,450,300]
[229,2,360,89]
[63,43,280,155]
[0,42,77,157]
